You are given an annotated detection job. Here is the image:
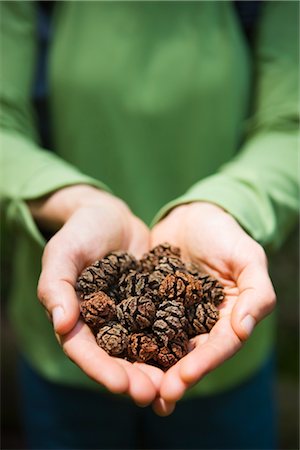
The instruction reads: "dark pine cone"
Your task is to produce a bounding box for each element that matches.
[171,330,189,359]
[200,275,225,306]
[116,295,156,332]
[140,243,181,273]
[186,302,219,337]
[76,251,137,299]
[96,322,128,356]
[154,332,188,370]
[159,271,203,307]
[153,299,187,346]
[185,262,225,307]
[80,291,116,332]
[185,261,204,277]
[154,346,177,370]
[147,256,187,294]
[127,333,159,362]
[118,271,150,300]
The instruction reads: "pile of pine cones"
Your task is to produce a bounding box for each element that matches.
[76,244,224,370]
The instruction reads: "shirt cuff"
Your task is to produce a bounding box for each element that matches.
[152,173,276,248]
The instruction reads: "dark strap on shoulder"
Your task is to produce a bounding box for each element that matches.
[33,2,55,148]
[234,0,262,42]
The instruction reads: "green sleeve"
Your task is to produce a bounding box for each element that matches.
[0,2,109,245]
[154,2,299,250]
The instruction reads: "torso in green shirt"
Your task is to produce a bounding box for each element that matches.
[9,1,275,395]
[50,1,249,223]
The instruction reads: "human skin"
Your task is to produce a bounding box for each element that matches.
[28,186,276,416]
[28,185,164,407]
[150,202,276,415]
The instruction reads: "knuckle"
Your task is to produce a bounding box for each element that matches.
[62,344,70,358]
[42,234,61,263]
[37,278,57,309]
[264,287,277,312]
[37,282,48,305]
[268,288,277,309]
[254,243,268,264]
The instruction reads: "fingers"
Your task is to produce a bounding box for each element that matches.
[160,318,242,402]
[38,238,80,335]
[38,207,149,335]
[159,361,189,403]
[61,320,159,404]
[60,321,129,394]
[152,397,176,416]
[134,362,164,392]
[55,303,158,405]
[231,262,276,341]
[38,253,79,334]
[117,359,158,406]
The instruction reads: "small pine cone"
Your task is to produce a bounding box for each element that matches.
[116,295,156,332]
[185,261,204,277]
[155,256,186,277]
[147,256,187,293]
[154,331,189,370]
[76,251,137,298]
[155,331,189,370]
[118,271,150,300]
[107,284,121,304]
[80,291,116,332]
[200,275,225,306]
[140,243,181,272]
[153,300,187,346]
[147,270,166,297]
[127,333,159,362]
[154,346,178,370]
[185,263,225,307]
[159,271,203,307]
[170,330,189,359]
[96,322,128,356]
[187,302,219,337]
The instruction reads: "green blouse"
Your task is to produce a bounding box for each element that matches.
[1,1,298,396]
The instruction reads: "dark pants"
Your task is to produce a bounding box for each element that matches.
[18,356,277,450]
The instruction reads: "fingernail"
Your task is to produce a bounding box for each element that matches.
[241,315,255,337]
[52,306,64,331]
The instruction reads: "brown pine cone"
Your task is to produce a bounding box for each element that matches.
[154,346,178,370]
[185,261,204,277]
[118,271,150,300]
[140,243,181,272]
[170,330,189,359]
[186,302,219,337]
[153,300,187,345]
[159,271,203,307]
[96,322,128,356]
[127,333,159,362]
[153,332,189,370]
[147,256,187,294]
[76,251,137,298]
[200,275,225,306]
[185,262,225,307]
[116,295,156,332]
[154,256,186,276]
[80,291,116,332]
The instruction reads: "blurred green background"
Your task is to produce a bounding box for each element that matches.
[1,224,299,449]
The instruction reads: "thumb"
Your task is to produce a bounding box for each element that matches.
[38,236,81,335]
[231,263,276,341]
[38,278,80,335]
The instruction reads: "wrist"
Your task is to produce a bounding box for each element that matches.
[167,201,228,220]
[27,185,127,232]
